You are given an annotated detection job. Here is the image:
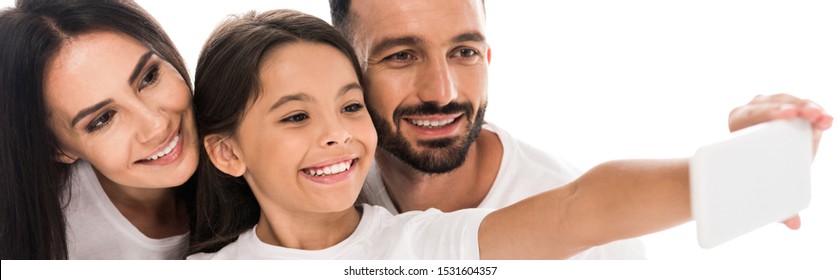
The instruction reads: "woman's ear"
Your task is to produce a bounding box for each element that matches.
[204,134,246,177]
[55,149,79,164]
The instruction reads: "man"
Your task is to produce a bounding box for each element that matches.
[329,0,646,259]
[328,0,833,259]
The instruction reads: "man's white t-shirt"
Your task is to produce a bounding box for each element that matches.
[188,204,492,259]
[359,122,647,259]
[63,161,189,259]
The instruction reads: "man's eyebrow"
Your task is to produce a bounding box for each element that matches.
[128,51,154,85]
[270,93,314,111]
[369,36,424,57]
[451,32,486,44]
[71,99,114,127]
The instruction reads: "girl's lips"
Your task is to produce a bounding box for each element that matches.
[299,158,358,185]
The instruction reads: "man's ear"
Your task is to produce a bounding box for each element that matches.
[55,149,78,164]
[204,134,246,177]
[487,46,492,64]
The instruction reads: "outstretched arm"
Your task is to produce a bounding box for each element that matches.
[479,94,831,260]
[478,159,690,259]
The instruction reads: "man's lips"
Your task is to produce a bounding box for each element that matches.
[401,114,464,137]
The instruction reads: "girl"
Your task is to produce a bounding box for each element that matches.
[188,9,824,259]
[0,0,198,259]
[187,9,679,259]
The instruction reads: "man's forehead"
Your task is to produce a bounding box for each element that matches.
[351,0,485,31]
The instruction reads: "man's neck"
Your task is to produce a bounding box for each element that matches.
[376,129,503,213]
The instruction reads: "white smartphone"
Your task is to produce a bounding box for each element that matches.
[690,118,812,249]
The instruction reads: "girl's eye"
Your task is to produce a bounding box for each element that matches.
[85,111,115,133]
[281,113,309,123]
[342,103,365,113]
[139,64,160,90]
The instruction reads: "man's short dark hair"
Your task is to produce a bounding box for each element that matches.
[328,0,485,45]
[328,0,354,42]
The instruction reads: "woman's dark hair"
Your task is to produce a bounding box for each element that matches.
[0,0,192,259]
[189,9,363,255]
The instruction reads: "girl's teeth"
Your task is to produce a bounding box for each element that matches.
[304,160,353,177]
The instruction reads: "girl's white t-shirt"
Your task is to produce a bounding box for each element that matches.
[188,204,492,259]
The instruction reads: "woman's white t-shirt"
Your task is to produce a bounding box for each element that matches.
[63,161,189,259]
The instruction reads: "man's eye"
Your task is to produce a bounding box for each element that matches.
[385,52,414,61]
[459,49,478,57]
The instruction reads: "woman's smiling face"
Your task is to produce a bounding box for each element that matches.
[44,30,199,189]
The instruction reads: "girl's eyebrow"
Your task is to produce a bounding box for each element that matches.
[270,93,313,111]
[269,83,362,111]
[337,83,363,98]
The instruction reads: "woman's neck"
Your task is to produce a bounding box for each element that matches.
[93,168,188,238]
[255,205,362,250]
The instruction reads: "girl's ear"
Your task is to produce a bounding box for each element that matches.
[55,149,79,164]
[204,134,246,177]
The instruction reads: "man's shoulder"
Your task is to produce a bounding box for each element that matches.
[483,122,581,177]
[479,122,582,208]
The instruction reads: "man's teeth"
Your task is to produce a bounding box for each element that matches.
[409,118,455,128]
[303,160,353,177]
[145,134,179,161]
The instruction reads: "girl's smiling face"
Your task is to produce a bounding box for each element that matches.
[211,42,376,215]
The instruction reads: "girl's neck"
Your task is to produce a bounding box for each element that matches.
[93,168,188,238]
[255,205,362,250]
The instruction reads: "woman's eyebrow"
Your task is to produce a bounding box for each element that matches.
[71,99,113,127]
[128,51,154,85]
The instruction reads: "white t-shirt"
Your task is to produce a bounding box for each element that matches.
[188,204,492,259]
[359,122,647,259]
[63,161,189,259]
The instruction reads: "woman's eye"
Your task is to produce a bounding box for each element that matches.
[139,65,160,90]
[342,103,365,113]
[281,113,309,123]
[85,111,115,133]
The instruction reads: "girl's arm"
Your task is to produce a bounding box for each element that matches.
[479,159,690,259]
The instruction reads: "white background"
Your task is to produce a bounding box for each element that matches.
[3,0,836,269]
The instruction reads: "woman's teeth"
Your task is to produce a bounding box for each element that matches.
[409,118,455,128]
[303,160,353,177]
[145,134,179,161]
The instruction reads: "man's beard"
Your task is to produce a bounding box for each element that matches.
[369,101,486,174]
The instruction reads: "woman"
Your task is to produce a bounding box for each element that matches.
[0,0,199,259]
